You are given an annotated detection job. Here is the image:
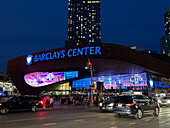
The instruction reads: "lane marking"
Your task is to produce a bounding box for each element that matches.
[99,116,107,118]
[73,119,84,122]
[129,122,136,125]
[44,123,56,126]
[145,119,151,122]
[110,126,117,128]
[6,117,46,122]
[159,120,170,124]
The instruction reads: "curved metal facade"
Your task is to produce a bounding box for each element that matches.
[7,43,170,95]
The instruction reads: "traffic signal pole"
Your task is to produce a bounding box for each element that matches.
[85,58,94,107]
[87,59,93,107]
[90,68,93,107]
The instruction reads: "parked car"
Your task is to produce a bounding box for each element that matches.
[158,96,170,107]
[113,94,160,119]
[99,96,117,112]
[0,95,43,114]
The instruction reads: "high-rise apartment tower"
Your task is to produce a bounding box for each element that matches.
[65,0,101,46]
[160,9,170,56]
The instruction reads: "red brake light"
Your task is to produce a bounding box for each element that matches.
[125,103,135,106]
[40,100,43,104]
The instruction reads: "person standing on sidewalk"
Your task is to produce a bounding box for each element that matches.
[45,95,50,108]
[67,95,70,105]
[50,96,54,107]
[43,96,46,108]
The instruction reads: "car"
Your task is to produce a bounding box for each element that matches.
[99,96,117,112]
[113,94,160,119]
[158,96,170,107]
[0,95,43,114]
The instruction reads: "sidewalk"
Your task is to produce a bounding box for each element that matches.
[38,100,89,111]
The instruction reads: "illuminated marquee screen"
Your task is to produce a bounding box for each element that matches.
[72,73,147,89]
[24,71,78,87]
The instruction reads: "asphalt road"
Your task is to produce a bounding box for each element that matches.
[0,107,169,128]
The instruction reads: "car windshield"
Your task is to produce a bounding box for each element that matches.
[6,97,16,102]
[162,97,170,100]
[116,96,133,104]
[106,97,117,102]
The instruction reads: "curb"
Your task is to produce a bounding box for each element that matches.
[38,106,89,111]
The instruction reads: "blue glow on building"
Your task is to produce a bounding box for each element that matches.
[26,54,33,65]
[26,46,102,65]
[149,78,154,89]
[72,73,147,89]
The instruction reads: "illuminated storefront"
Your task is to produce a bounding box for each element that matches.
[0,81,17,96]
[45,82,71,95]
[73,73,147,90]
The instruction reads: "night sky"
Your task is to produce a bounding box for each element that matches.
[0,0,170,73]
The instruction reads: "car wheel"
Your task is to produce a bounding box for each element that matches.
[153,107,159,116]
[99,109,104,113]
[135,109,143,119]
[31,106,38,112]
[0,108,9,114]
[116,113,121,117]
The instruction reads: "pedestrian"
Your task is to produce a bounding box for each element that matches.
[50,96,54,107]
[43,96,46,108]
[45,95,50,108]
[67,95,70,105]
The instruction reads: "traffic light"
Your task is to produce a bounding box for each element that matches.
[85,61,92,69]
[88,62,92,69]
[85,62,89,69]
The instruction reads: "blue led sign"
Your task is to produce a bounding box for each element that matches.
[154,81,170,88]
[149,78,154,89]
[26,46,101,65]
[26,54,33,65]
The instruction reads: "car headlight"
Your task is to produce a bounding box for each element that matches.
[108,103,114,107]
[99,103,102,106]
[0,103,2,106]
[158,100,162,104]
[167,100,170,103]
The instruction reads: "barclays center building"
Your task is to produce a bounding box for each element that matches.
[6,43,170,95]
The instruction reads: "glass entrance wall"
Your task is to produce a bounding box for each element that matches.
[72,72,147,90]
[41,82,71,95]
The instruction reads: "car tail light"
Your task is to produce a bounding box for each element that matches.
[40,100,43,104]
[125,103,135,106]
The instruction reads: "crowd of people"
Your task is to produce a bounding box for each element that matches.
[41,94,103,108]
[0,93,110,108]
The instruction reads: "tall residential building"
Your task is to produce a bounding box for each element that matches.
[160,9,170,56]
[65,0,101,46]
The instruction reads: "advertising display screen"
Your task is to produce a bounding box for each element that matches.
[24,71,78,87]
[72,73,147,89]
[72,78,90,90]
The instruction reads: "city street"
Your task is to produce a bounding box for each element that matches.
[0,107,170,128]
